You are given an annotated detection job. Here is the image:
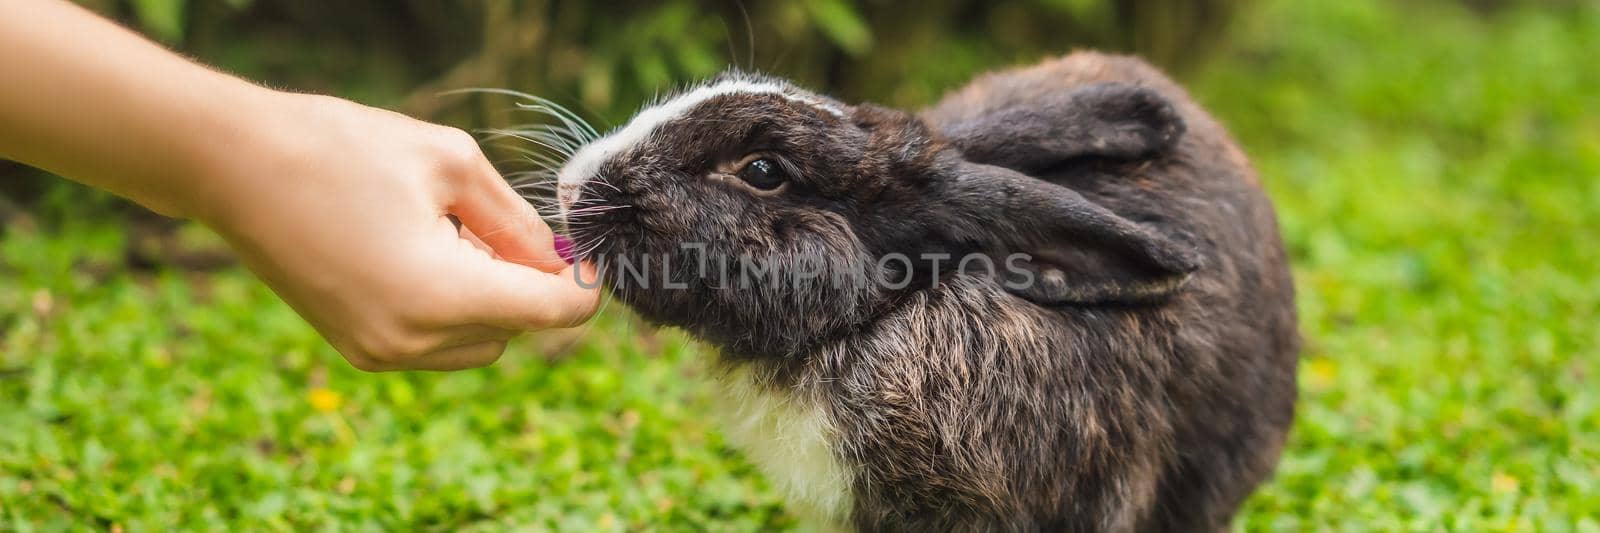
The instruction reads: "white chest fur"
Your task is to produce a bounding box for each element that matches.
[714,366,853,530]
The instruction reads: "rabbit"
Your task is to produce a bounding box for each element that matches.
[552,51,1299,532]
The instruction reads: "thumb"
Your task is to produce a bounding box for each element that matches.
[449,157,569,274]
[449,254,602,331]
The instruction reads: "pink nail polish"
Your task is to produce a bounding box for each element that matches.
[554,234,575,264]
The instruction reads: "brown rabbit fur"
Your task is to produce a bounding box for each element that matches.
[554,51,1299,531]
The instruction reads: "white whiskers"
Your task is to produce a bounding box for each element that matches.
[443,88,615,232]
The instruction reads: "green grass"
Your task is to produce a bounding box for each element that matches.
[3,0,1599,529]
[1199,1,1600,530]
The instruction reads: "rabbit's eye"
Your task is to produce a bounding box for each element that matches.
[737,158,787,191]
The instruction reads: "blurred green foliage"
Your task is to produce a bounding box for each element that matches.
[6,0,1244,206]
[3,0,1599,530]
[128,0,186,43]
[1196,0,1600,528]
[67,0,1244,128]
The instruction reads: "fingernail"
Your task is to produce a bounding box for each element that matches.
[554,234,575,264]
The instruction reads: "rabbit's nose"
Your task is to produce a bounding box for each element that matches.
[556,182,580,210]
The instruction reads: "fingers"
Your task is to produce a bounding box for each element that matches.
[446,149,569,274]
[458,224,496,256]
[344,256,598,371]
[332,127,598,373]
[427,137,598,331]
[447,254,602,332]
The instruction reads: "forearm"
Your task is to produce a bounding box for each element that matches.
[0,0,276,219]
[0,1,600,369]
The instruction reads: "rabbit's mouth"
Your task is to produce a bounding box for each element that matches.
[552,161,643,265]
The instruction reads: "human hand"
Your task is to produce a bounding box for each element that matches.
[0,1,600,370]
[186,92,600,371]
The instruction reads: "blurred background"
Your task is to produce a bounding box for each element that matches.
[2,0,1596,529]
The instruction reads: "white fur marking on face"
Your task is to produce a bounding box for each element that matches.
[556,77,846,222]
[715,366,853,530]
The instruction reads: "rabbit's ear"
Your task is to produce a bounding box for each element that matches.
[938,161,1199,305]
[937,83,1185,173]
